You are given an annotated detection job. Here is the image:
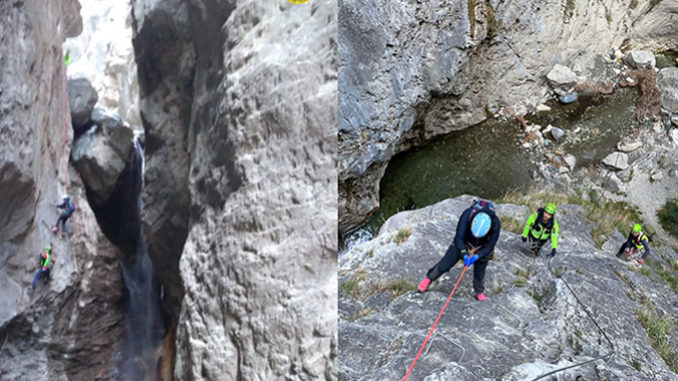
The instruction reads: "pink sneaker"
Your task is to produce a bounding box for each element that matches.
[51,227,58,234]
[417,278,431,292]
[476,293,487,301]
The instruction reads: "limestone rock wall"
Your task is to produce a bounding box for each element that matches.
[0,1,125,379]
[131,0,338,379]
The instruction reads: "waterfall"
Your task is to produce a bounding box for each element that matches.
[119,140,164,380]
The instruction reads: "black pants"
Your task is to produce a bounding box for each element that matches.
[55,211,73,232]
[426,244,490,294]
[528,235,547,256]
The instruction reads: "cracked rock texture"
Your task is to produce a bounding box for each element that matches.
[132,0,338,379]
[0,0,125,379]
[339,196,678,380]
[338,0,678,232]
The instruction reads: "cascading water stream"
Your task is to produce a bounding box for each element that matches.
[118,140,164,380]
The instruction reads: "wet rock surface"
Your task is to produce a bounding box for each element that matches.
[132,0,337,379]
[339,196,678,380]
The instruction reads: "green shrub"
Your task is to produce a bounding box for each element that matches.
[658,200,678,238]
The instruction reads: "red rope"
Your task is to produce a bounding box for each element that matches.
[402,266,469,381]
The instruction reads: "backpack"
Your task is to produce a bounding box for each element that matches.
[469,199,495,220]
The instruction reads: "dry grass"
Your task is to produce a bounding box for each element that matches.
[635,302,678,372]
[393,228,412,245]
[574,81,614,96]
[345,308,375,322]
[340,272,416,301]
[499,215,523,235]
[620,68,661,122]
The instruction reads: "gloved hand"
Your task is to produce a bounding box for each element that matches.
[521,236,527,243]
[464,254,479,266]
[637,258,644,265]
[547,249,556,258]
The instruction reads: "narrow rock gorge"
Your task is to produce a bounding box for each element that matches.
[131,0,338,379]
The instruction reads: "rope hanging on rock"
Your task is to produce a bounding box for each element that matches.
[529,256,616,381]
[402,266,469,381]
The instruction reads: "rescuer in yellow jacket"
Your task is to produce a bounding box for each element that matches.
[522,203,559,258]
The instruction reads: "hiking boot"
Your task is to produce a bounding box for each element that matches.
[417,278,431,293]
[476,293,487,301]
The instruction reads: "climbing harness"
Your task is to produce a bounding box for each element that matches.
[402,266,469,381]
[529,256,616,381]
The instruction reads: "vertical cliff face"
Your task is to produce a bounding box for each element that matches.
[338,0,678,232]
[132,0,338,379]
[0,1,125,379]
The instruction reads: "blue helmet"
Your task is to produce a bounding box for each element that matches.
[471,212,491,238]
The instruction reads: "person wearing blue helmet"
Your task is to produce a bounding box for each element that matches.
[417,200,501,301]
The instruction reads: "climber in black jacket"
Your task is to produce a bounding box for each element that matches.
[52,194,76,236]
[417,200,501,301]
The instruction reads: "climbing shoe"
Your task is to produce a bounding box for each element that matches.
[417,278,431,293]
[476,293,487,301]
[51,227,57,234]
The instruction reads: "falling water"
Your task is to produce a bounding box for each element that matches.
[119,140,164,380]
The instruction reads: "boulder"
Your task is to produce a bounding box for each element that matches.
[546,64,577,90]
[603,172,627,193]
[670,128,678,143]
[71,109,135,202]
[563,154,576,171]
[602,152,629,170]
[623,50,656,69]
[657,68,678,113]
[536,104,551,114]
[551,127,565,141]
[617,140,642,153]
[67,77,99,131]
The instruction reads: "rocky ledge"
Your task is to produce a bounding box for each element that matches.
[339,195,678,380]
